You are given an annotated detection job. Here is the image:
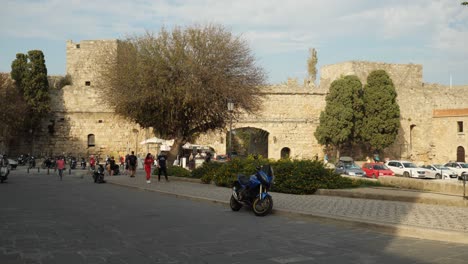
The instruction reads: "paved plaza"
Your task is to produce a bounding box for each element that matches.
[105,169,468,244]
[1,168,468,264]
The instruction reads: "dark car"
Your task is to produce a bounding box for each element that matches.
[215,154,228,162]
[335,156,365,177]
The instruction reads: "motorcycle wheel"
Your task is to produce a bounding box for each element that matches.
[252,196,273,217]
[230,195,242,211]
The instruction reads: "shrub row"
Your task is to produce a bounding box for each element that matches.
[161,156,381,194]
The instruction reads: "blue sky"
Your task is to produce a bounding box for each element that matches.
[1,0,467,85]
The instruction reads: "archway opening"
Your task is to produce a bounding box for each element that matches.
[226,127,269,158]
[457,146,465,162]
[280,147,290,159]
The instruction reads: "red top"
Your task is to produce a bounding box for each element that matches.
[90,157,95,166]
[144,157,154,168]
[56,159,65,170]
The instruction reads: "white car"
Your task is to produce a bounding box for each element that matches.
[443,162,468,179]
[385,160,429,178]
[420,164,458,180]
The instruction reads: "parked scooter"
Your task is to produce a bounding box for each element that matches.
[0,154,10,183]
[28,156,36,169]
[69,157,77,169]
[17,154,27,166]
[80,158,86,169]
[92,164,106,183]
[230,162,274,216]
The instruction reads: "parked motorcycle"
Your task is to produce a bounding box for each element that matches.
[17,154,27,166]
[0,155,10,183]
[230,164,274,216]
[80,158,86,169]
[92,164,106,183]
[68,156,77,169]
[28,156,36,169]
[42,157,53,169]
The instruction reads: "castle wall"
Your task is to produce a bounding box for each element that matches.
[196,84,326,159]
[320,61,468,163]
[13,40,468,164]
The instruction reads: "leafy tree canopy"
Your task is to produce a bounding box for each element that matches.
[10,50,50,129]
[99,24,266,158]
[314,75,363,150]
[360,70,400,151]
[0,73,28,139]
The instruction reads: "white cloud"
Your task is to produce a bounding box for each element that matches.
[1,0,468,84]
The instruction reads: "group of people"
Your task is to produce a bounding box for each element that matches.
[86,151,169,184]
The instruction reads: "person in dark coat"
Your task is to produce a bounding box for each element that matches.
[156,151,169,182]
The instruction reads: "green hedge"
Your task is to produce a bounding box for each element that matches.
[163,157,382,194]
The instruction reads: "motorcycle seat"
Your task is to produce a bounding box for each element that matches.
[238,174,250,185]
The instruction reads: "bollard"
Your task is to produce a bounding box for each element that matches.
[69,168,71,175]
[27,167,29,173]
[47,168,49,175]
[464,174,467,200]
[37,167,40,173]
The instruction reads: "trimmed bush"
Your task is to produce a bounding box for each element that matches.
[191,162,224,183]
[153,166,192,178]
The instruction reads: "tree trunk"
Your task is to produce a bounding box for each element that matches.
[167,138,184,166]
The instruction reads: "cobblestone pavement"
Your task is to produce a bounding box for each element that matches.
[105,170,468,243]
[3,168,468,264]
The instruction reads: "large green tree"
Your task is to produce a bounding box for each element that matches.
[360,70,400,152]
[11,50,51,130]
[314,75,363,156]
[0,73,28,146]
[100,24,266,160]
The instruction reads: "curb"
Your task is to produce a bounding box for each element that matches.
[316,189,468,207]
[107,180,468,245]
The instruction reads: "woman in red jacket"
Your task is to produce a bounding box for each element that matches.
[144,153,154,184]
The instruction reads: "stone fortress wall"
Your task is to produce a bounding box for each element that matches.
[320,61,468,162]
[25,40,152,159]
[17,39,468,163]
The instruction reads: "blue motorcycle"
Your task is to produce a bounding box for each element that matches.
[230,164,274,216]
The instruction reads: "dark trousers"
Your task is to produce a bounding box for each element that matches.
[158,166,168,181]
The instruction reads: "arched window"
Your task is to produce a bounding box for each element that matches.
[88,134,95,147]
[457,146,465,162]
[280,147,290,159]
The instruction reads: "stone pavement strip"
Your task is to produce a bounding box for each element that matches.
[97,170,468,245]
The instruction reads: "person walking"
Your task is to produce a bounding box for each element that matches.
[156,151,169,182]
[128,151,137,178]
[144,153,154,184]
[109,156,116,176]
[89,155,96,170]
[56,156,65,181]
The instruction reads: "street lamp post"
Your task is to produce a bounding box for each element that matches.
[227,100,234,157]
[132,129,139,156]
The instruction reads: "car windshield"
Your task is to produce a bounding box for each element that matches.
[460,163,468,168]
[434,165,450,170]
[344,163,360,169]
[403,162,418,168]
[374,164,389,170]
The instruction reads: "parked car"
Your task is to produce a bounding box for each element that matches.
[7,159,18,170]
[443,162,468,180]
[385,160,428,178]
[335,156,365,177]
[361,163,395,179]
[214,154,228,162]
[420,164,458,180]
